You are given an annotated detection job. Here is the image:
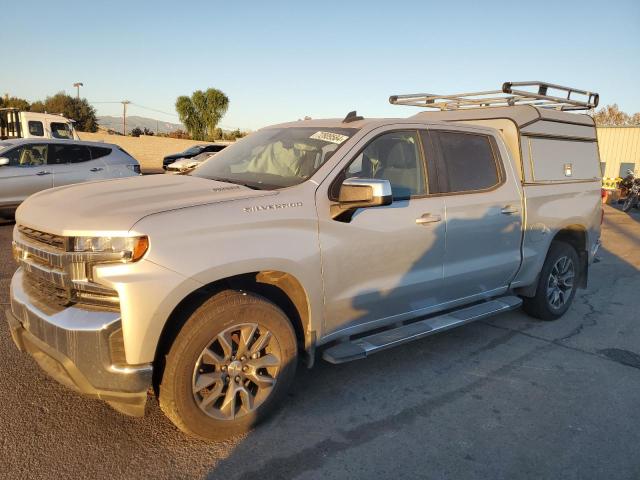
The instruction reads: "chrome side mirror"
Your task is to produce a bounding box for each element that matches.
[0,157,9,167]
[332,178,392,220]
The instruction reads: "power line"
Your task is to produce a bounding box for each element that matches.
[130,102,179,118]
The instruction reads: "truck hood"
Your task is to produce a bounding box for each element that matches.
[16,174,275,236]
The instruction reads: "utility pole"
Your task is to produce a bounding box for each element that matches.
[73,82,83,99]
[121,100,130,135]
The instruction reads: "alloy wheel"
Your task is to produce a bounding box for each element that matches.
[192,323,281,420]
[546,256,575,309]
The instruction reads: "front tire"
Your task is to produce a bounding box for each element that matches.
[522,242,579,321]
[159,290,298,440]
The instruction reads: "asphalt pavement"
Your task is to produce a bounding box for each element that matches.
[1,205,639,480]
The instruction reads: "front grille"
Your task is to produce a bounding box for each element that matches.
[18,225,67,250]
[23,271,72,308]
[14,229,119,311]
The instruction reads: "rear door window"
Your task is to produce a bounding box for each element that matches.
[28,121,44,137]
[88,146,112,159]
[427,131,501,193]
[49,144,92,164]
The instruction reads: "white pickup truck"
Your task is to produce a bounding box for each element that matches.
[0,108,79,140]
[6,82,603,440]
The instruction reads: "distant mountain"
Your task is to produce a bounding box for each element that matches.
[97,115,184,134]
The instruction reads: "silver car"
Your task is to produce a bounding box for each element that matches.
[164,151,215,174]
[0,138,140,217]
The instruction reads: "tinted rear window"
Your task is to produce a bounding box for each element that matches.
[49,144,91,164]
[89,146,112,159]
[431,132,500,193]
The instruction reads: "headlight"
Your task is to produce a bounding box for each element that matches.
[73,235,149,262]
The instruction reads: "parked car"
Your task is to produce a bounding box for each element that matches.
[0,108,80,140]
[162,144,227,170]
[5,82,602,441]
[164,151,216,174]
[0,138,140,217]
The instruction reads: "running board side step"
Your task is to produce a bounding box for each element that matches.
[322,296,522,364]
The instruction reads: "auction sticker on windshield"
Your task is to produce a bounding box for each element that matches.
[310,131,349,144]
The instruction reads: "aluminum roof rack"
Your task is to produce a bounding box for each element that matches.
[389,81,599,111]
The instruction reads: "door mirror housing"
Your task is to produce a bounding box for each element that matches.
[332,178,392,220]
[0,157,9,167]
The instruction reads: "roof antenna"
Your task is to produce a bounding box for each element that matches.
[342,110,363,123]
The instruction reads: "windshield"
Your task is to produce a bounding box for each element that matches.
[51,122,73,140]
[182,146,203,155]
[190,151,214,162]
[51,122,73,139]
[192,127,358,189]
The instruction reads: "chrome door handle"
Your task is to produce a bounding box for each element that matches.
[90,167,104,172]
[36,171,51,176]
[501,205,519,214]
[416,213,442,225]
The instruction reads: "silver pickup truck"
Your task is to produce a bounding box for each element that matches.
[5,82,603,440]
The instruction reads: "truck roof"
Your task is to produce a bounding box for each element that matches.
[410,105,595,128]
[267,104,594,133]
[267,116,453,131]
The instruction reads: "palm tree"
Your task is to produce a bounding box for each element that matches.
[175,89,229,140]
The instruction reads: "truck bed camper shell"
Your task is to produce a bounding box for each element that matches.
[390,81,600,183]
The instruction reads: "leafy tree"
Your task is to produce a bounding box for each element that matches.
[593,104,640,126]
[142,127,154,136]
[29,101,46,112]
[130,127,143,137]
[0,95,30,110]
[175,88,229,141]
[38,92,98,132]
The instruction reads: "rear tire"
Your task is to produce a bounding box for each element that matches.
[522,242,579,321]
[159,290,298,440]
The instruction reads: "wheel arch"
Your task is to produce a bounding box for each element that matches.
[516,223,589,298]
[152,270,314,393]
[553,224,589,290]
[552,224,588,255]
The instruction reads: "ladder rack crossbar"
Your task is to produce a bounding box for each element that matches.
[389,81,599,111]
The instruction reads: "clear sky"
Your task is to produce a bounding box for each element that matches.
[2,0,639,130]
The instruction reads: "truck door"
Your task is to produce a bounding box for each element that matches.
[317,128,447,337]
[0,144,53,207]
[49,144,109,187]
[425,128,523,301]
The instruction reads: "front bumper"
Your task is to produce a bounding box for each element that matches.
[6,268,152,416]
